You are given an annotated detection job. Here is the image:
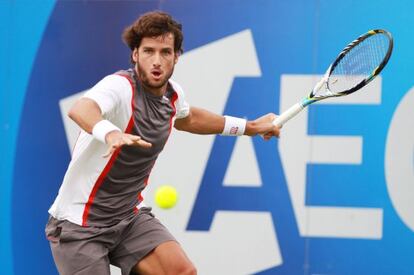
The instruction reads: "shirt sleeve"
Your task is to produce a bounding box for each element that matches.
[82,75,132,115]
[169,79,190,119]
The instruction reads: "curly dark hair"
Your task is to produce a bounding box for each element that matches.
[123,11,184,64]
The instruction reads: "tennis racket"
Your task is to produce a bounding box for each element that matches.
[273,29,393,127]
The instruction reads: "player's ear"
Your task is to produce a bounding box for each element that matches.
[132,48,139,63]
[174,52,179,64]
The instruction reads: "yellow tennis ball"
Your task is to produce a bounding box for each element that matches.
[155,185,178,209]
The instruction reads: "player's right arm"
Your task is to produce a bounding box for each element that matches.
[68,98,151,157]
[68,98,103,134]
[68,75,151,157]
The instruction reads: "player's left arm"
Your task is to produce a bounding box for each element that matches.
[174,106,280,139]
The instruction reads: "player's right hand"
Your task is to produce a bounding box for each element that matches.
[103,131,152,158]
[245,113,281,139]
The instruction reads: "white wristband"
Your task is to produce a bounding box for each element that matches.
[221,116,247,136]
[92,120,121,144]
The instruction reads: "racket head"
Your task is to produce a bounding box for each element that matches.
[311,29,393,100]
[328,29,393,95]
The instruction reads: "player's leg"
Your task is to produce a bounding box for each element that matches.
[50,241,110,275]
[109,207,196,275]
[46,216,111,275]
[133,240,196,275]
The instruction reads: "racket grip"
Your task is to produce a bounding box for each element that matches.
[273,102,304,127]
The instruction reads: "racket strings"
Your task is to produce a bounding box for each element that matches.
[329,33,390,94]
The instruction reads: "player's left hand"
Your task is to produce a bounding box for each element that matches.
[245,113,280,139]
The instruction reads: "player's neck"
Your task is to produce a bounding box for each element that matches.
[141,83,167,97]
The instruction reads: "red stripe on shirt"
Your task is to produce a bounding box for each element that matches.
[81,147,121,226]
[169,92,178,134]
[117,74,136,110]
[81,73,136,226]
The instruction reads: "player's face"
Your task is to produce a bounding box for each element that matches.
[133,33,178,95]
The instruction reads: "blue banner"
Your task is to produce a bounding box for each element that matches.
[1,1,413,274]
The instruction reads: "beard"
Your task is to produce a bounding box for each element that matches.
[136,62,174,91]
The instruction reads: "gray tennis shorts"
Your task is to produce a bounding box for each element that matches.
[45,207,176,275]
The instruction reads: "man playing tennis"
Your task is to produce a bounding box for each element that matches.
[46,11,280,275]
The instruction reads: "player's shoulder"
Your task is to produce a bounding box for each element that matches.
[168,78,185,96]
[113,68,134,81]
[85,71,135,104]
[95,70,134,91]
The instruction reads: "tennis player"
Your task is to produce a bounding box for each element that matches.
[46,11,280,275]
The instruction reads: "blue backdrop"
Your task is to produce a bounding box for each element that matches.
[1,1,413,274]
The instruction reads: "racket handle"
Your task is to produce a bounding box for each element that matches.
[273,102,304,127]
